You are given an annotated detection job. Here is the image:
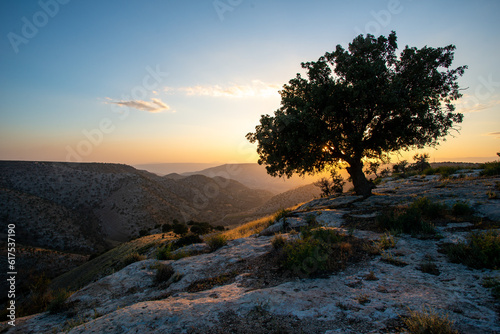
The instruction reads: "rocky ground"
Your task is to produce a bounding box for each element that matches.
[2,171,500,333]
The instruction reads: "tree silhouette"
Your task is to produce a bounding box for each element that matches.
[247,31,466,197]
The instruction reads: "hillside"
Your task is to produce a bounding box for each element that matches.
[4,170,500,333]
[182,163,335,194]
[0,161,273,254]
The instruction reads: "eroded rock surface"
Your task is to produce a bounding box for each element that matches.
[3,174,500,333]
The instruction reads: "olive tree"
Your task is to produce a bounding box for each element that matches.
[246,31,466,197]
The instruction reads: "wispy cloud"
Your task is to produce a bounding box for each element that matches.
[486,132,500,139]
[164,80,280,98]
[108,98,171,113]
[453,94,500,113]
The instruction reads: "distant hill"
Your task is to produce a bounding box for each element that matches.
[0,161,272,254]
[182,163,333,194]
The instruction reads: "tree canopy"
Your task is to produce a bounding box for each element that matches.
[246,31,467,197]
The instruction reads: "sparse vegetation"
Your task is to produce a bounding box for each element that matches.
[377,204,437,237]
[120,252,145,268]
[418,257,440,276]
[313,170,345,197]
[205,234,228,252]
[443,230,500,269]
[376,232,397,251]
[403,306,458,334]
[271,234,287,249]
[365,271,378,281]
[154,263,175,284]
[47,288,73,314]
[278,227,369,277]
[381,251,408,267]
[451,201,474,217]
[222,215,274,240]
[482,276,500,301]
[480,160,500,176]
[174,233,203,249]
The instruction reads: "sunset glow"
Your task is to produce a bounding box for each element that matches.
[1,0,499,166]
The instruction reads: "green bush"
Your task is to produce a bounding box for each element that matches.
[377,197,441,236]
[157,243,173,260]
[174,233,203,248]
[206,234,228,252]
[273,209,291,223]
[410,197,447,220]
[280,228,352,277]
[444,230,500,269]
[271,234,287,249]
[155,263,175,284]
[480,161,500,176]
[451,202,474,216]
[120,252,145,267]
[47,289,73,314]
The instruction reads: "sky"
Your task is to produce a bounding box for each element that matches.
[0,0,499,167]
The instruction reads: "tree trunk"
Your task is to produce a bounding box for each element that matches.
[346,160,374,198]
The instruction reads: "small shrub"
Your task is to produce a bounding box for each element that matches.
[47,289,73,314]
[376,232,396,250]
[121,252,145,267]
[410,197,446,220]
[271,234,287,249]
[480,161,500,176]
[487,191,498,200]
[418,260,440,276]
[273,209,291,223]
[403,306,458,334]
[365,271,378,281]
[173,222,189,235]
[155,263,175,284]
[157,243,173,260]
[381,251,408,267]
[451,201,474,216]
[282,238,327,276]
[206,234,228,252]
[174,233,203,249]
[482,277,500,300]
[444,230,500,269]
[356,294,370,305]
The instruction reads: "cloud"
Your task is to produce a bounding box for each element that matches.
[110,98,171,113]
[453,94,500,113]
[164,80,280,98]
[486,132,500,139]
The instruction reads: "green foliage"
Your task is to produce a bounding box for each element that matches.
[174,233,203,249]
[161,223,173,233]
[120,252,145,268]
[271,234,287,249]
[444,230,500,269]
[451,201,474,216]
[376,232,397,251]
[410,197,447,220]
[157,243,174,260]
[377,197,446,236]
[403,307,458,334]
[173,222,189,235]
[411,153,431,172]
[482,277,500,300]
[155,263,175,284]
[280,228,352,277]
[246,31,466,198]
[480,161,500,176]
[422,166,460,178]
[273,208,291,223]
[47,289,72,314]
[205,234,228,252]
[313,170,345,197]
[418,258,440,276]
